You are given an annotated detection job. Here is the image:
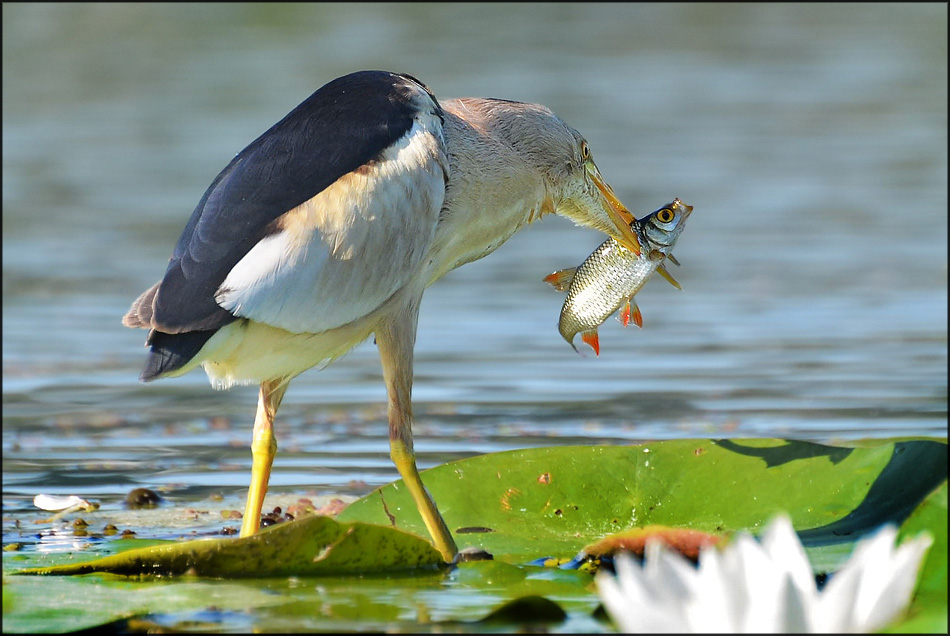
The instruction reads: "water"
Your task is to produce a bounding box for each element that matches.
[3,4,947,514]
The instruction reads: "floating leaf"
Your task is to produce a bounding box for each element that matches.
[339,438,947,563]
[886,480,948,633]
[15,514,444,578]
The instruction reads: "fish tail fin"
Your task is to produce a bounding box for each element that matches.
[562,327,582,356]
[656,263,682,290]
[543,267,577,292]
[580,330,600,356]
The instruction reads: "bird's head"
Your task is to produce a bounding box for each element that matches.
[494,103,642,255]
[551,131,642,256]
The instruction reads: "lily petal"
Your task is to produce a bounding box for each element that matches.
[596,515,933,634]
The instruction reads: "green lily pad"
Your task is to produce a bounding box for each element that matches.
[14,514,444,577]
[887,480,948,633]
[339,438,947,562]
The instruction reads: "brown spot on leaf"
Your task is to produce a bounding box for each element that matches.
[537,472,551,484]
[500,488,521,511]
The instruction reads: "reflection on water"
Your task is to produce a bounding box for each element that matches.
[2,4,946,515]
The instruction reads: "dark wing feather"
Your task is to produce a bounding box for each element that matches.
[139,330,218,382]
[122,281,159,329]
[149,70,428,334]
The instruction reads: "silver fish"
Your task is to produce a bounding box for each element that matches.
[545,198,692,355]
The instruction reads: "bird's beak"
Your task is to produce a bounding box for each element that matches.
[586,162,642,256]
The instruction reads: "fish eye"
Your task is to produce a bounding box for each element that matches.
[580,141,591,161]
[656,208,675,223]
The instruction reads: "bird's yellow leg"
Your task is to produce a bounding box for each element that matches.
[389,433,457,563]
[376,305,458,563]
[240,380,288,537]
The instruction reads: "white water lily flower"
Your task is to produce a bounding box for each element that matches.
[596,515,932,633]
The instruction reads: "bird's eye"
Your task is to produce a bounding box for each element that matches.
[580,141,591,161]
[656,208,675,223]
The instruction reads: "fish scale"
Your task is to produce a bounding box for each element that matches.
[545,199,692,355]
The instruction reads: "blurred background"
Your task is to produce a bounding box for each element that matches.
[3,4,946,508]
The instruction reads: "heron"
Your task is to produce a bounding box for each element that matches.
[123,70,641,564]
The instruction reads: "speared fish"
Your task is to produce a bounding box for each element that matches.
[545,198,692,355]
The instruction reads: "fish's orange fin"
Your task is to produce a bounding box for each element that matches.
[618,298,643,328]
[543,268,577,292]
[581,330,600,356]
[657,263,682,290]
[619,300,631,327]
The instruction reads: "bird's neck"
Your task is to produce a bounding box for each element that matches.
[423,104,556,285]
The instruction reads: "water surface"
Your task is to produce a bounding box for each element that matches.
[3,4,946,523]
